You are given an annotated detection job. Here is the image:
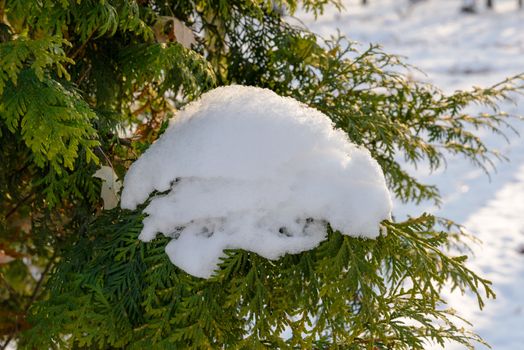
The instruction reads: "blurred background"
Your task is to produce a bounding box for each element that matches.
[300,0,524,348]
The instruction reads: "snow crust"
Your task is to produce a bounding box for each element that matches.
[121,85,392,278]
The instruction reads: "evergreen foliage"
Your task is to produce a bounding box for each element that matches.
[0,0,522,348]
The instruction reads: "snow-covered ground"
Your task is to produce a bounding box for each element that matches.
[301,0,524,348]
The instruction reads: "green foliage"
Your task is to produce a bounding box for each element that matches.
[0,36,72,94]
[2,70,99,172]
[0,0,522,349]
[6,0,153,41]
[20,211,493,349]
[223,14,523,204]
[119,42,216,104]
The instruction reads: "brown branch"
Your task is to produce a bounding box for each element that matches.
[75,63,92,86]
[6,192,34,219]
[106,133,133,147]
[0,274,22,306]
[132,100,151,116]
[68,28,98,62]
[9,161,31,179]
[25,252,57,312]
[0,251,57,350]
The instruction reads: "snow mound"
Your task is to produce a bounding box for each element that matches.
[121,85,392,278]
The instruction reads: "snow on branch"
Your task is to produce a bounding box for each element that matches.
[121,85,392,278]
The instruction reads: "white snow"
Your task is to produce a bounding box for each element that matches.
[121,85,392,278]
[298,0,524,348]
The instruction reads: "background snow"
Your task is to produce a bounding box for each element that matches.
[299,0,524,348]
[121,85,392,278]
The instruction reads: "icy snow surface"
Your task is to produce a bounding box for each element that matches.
[299,0,524,348]
[121,85,392,278]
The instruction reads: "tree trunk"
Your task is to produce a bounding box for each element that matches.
[486,0,493,8]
